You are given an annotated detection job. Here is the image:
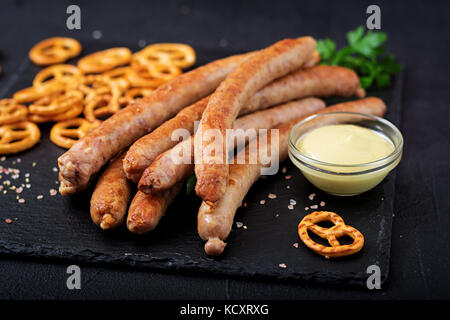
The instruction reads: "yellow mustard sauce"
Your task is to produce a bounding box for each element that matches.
[297,124,394,166]
[293,124,398,196]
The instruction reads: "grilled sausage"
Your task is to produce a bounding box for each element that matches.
[198,97,386,256]
[126,184,182,234]
[194,37,316,202]
[138,97,326,193]
[90,152,132,230]
[58,52,251,195]
[124,65,363,182]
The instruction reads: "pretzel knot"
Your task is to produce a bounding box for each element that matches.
[50,118,99,149]
[135,43,196,69]
[0,121,41,154]
[0,99,28,125]
[29,37,82,66]
[78,47,132,73]
[298,211,364,258]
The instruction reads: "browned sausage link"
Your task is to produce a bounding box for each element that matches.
[126,183,182,234]
[124,65,361,183]
[195,37,316,203]
[139,97,326,193]
[243,65,365,114]
[90,152,133,230]
[57,52,251,195]
[198,97,386,256]
[123,96,210,182]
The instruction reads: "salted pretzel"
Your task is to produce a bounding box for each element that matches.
[129,58,181,87]
[33,64,81,90]
[29,90,83,116]
[50,118,99,149]
[136,43,196,69]
[0,121,40,154]
[78,47,132,73]
[29,37,82,66]
[298,211,364,258]
[0,99,28,125]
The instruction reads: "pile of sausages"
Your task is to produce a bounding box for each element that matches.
[58,37,386,256]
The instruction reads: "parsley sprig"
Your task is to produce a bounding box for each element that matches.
[316,26,402,89]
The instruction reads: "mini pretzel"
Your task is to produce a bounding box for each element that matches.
[29,90,83,116]
[102,66,131,90]
[298,211,364,258]
[28,102,83,123]
[78,47,132,73]
[0,121,41,154]
[136,43,196,69]
[128,59,181,87]
[84,94,118,122]
[33,64,82,90]
[50,118,99,149]
[0,99,28,125]
[29,37,82,66]
[123,87,154,102]
[13,84,64,103]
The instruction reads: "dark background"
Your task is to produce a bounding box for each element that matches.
[0,0,449,299]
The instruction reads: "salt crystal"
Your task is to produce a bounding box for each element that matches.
[279,263,287,269]
[268,193,277,199]
[320,201,326,207]
[288,204,294,210]
[236,222,243,228]
[293,243,299,248]
[260,200,266,205]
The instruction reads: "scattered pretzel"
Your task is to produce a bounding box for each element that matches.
[135,43,196,69]
[128,59,181,87]
[33,64,82,90]
[13,84,64,103]
[123,87,154,102]
[102,66,130,90]
[50,118,99,149]
[28,102,83,123]
[0,99,28,125]
[298,211,364,258]
[29,37,82,66]
[29,90,83,116]
[0,121,41,154]
[78,47,132,73]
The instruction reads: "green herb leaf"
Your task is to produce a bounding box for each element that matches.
[376,73,391,88]
[317,25,401,90]
[360,76,374,89]
[346,25,364,46]
[316,38,336,61]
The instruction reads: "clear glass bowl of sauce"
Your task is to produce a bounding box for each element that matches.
[288,112,403,196]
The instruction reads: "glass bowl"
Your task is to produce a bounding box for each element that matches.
[288,112,403,196]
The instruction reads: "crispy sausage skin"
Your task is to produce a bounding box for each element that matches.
[124,65,364,182]
[138,97,326,193]
[123,96,210,182]
[90,152,133,230]
[195,37,316,203]
[126,184,182,234]
[198,97,386,256]
[58,53,251,195]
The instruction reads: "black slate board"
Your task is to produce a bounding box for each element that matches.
[0,42,403,286]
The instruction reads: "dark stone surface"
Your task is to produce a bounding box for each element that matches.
[0,0,449,299]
